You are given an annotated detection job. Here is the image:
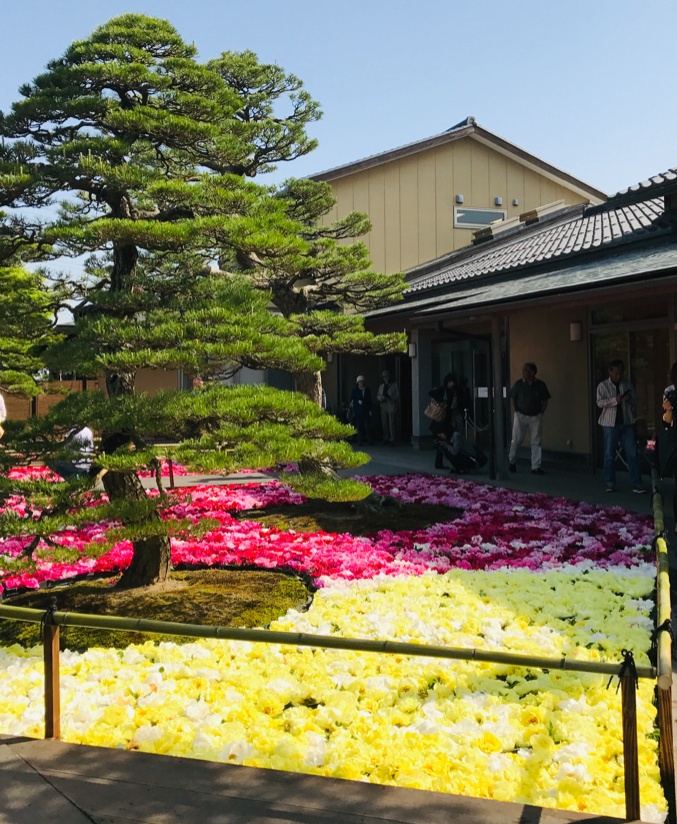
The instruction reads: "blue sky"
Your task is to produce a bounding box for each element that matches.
[0,0,675,195]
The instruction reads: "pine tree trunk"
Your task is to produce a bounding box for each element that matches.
[297,456,340,478]
[294,371,333,477]
[295,370,323,405]
[102,469,172,589]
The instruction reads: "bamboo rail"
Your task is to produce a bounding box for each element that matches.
[0,604,659,679]
[652,469,675,824]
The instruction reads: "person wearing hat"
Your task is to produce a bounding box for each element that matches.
[377,370,400,446]
[348,375,373,445]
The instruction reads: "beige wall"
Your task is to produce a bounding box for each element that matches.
[135,368,180,396]
[324,136,590,274]
[2,381,102,422]
[2,371,179,421]
[508,308,590,458]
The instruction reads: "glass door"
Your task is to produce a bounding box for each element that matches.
[431,337,493,450]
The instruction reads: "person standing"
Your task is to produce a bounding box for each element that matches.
[377,370,399,446]
[348,375,373,446]
[508,362,551,475]
[661,362,677,528]
[596,358,645,493]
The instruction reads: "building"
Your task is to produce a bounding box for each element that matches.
[314,117,608,445]
[366,168,677,476]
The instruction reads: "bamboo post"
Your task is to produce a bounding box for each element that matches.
[43,621,60,740]
[620,654,641,822]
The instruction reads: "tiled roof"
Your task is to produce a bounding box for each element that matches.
[612,169,677,202]
[417,245,677,317]
[406,199,667,294]
[369,243,677,320]
[588,169,677,212]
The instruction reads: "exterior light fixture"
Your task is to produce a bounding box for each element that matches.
[455,194,464,204]
[569,322,582,342]
[408,343,417,359]
[494,196,503,206]
[512,198,519,206]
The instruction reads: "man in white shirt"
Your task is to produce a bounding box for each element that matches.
[595,359,644,494]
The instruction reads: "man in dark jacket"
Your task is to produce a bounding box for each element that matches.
[508,362,551,475]
[349,376,373,445]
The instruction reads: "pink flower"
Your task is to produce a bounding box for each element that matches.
[0,473,654,593]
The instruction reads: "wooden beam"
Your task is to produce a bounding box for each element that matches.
[43,623,60,740]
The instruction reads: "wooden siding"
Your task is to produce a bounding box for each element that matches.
[325,135,591,274]
[1,370,179,422]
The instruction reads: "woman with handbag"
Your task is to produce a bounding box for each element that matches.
[427,374,458,470]
[661,362,677,530]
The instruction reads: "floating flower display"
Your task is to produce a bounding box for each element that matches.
[0,472,667,821]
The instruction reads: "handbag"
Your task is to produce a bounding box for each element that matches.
[424,399,446,423]
[657,426,677,476]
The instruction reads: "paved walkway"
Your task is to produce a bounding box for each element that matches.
[0,736,626,824]
[155,442,663,520]
[2,445,672,824]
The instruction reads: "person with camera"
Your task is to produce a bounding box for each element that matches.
[596,358,645,493]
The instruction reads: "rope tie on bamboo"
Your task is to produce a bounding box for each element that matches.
[607,649,638,693]
[651,619,673,654]
[39,596,58,635]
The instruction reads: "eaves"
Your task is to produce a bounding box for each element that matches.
[367,239,677,320]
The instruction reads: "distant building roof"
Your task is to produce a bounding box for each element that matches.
[368,166,677,320]
[309,117,607,203]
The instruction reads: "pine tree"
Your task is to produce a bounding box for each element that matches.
[206,54,408,405]
[0,15,377,589]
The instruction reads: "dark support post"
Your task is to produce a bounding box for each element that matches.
[491,315,506,478]
[168,459,175,490]
[620,669,640,822]
[43,622,61,739]
[657,685,676,824]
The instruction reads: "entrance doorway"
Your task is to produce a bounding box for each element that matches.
[431,337,493,453]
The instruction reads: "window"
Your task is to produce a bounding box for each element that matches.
[454,206,507,229]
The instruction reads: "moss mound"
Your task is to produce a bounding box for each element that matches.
[0,569,309,650]
[238,501,460,535]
